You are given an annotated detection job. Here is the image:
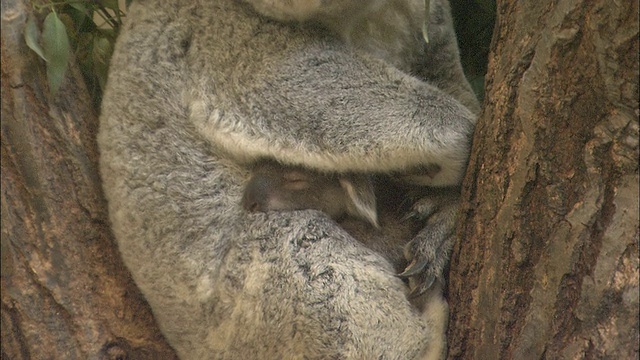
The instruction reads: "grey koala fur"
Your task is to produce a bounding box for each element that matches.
[242,160,380,227]
[98,0,478,359]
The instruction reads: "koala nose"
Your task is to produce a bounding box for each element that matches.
[241,192,261,212]
[247,201,262,212]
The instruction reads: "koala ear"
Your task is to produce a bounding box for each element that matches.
[339,175,379,228]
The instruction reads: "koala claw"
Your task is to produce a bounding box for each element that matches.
[402,197,440,222]
[398,258,429,278]
[399,253,438,299]
[401,210,428,222]
[408,274,436,299]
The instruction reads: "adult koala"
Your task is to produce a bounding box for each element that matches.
[98,0,478,359]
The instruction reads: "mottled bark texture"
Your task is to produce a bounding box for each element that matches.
[1,1,178,359]
[448,1,639,359]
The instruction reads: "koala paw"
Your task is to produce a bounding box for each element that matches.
[398,189,460,298]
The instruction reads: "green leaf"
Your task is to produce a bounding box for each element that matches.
[100,0,120,10]
[42,11,71,95]
[92,36,113,90]
[69,2,88,16]
[67,3,89,30]
[24,15,47,61]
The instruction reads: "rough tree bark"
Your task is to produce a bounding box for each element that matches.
[448,0,639,359]
[1,1,178,359]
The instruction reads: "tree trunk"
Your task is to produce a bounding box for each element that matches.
[1,2,178,359]
[448,0,639,359]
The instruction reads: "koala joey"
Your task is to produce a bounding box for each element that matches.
[242,160,458,294]
[242,160,379,227]
[99,0,478,359]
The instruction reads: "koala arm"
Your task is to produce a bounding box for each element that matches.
[187,7,476,186]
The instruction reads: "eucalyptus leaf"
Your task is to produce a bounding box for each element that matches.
[42,11,71,95]
[101,0,120,10]
[24,15,47,61]
[93,37,112,64]
[69,2,88,15]
[68,3,89,28]
[93,36,113,90]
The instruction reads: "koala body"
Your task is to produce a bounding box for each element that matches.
[99,0,477,359]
